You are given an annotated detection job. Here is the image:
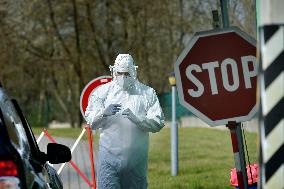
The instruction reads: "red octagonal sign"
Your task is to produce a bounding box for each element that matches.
[174,27,257,126]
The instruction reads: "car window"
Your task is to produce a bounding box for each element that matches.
[0,109,7,144]
[2,100,31,157]
[11,99,42,160]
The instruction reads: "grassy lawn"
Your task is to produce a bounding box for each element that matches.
[32,127,97,142]
[32,127,258,189]
[32,127,84,138]
[148,128,257,189]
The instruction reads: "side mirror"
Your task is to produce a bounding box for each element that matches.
[47,143,71,164]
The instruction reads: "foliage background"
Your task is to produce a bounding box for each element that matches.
[0,0,256,127]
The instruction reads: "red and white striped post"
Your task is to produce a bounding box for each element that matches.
[86,126,97,189]
[227,122,249,189]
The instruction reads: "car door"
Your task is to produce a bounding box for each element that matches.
[11,99,64,189]
[4,99,49,189]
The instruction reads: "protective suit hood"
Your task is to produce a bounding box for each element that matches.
[110,54,138,90]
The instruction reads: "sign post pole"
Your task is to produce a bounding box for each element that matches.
[171,84,178,176]
[169,73,179,176]
[220,0,229,28]
[227,122,249,189]
[220,1,249,188]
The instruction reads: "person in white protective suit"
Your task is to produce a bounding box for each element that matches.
[85,54,165,189]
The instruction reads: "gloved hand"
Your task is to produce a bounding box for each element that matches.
[102,104,121,117]
[122,108,141,124]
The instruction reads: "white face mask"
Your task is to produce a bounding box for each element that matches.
[116,76,135,90]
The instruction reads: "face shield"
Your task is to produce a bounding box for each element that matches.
[110,54,138,90]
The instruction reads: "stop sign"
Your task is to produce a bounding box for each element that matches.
[174,27,257,126]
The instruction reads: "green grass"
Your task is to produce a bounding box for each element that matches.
[32,127,96,142]
[148,128,257,189]
[32,127,258,189]
[32,127,85,139]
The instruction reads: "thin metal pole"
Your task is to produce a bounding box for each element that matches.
[220,1,248,188]
[227,122,248,189]
[220,0,230,28]
[236,124,249,189]
[171,85,178,176]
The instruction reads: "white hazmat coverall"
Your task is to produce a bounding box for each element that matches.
[85,54,165,189]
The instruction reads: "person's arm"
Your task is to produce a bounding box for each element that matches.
[123,90,165,133]
[137,92,165,133]
[84,93,105,130]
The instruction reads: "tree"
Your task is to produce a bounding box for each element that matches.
[0,0,257,127]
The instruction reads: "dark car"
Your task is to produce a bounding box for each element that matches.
[0,84,71,189]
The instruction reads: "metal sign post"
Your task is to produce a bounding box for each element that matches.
[169,73,179,176]
[227,122,249,189]
[220,1,248,188]
[220,0,229,28]
[171,85,178,176]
